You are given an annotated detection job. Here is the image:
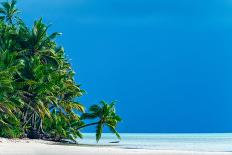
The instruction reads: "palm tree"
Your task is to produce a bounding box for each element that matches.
[18,52,84,138]
[10,17,82,138]
[79,101,122,142]
[0,0,20,24]
[0,49,25,138]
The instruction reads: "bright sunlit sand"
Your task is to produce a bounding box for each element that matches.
[0,138,232,155]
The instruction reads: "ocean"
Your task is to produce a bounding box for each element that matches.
[77,133,232,152]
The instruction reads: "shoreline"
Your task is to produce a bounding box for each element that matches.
[0,138,232,155]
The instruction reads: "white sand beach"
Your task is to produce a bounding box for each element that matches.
[0,138,232,155]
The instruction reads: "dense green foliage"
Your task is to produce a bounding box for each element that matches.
[0,0,121,142]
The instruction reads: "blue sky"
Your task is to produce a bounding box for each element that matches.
[18,0,232,133]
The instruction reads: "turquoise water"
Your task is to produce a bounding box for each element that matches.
[77,133,232,152]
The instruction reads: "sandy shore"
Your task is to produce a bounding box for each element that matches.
[0,138,232,155]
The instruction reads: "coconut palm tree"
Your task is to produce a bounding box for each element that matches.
[18,53,84,138]
[0,49,25,138]
[0,0,20,24]
[80,101,122,142]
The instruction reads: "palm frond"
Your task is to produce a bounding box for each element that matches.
[96,123,103,142]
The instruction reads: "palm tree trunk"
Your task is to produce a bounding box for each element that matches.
[76,122,99,130]
[38,118,44,134]
[23,113,33,128]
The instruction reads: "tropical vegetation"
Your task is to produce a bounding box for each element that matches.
[0,0,121,142]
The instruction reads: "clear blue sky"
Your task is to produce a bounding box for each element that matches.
[19,0,232,133]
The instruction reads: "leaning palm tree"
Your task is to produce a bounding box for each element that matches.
[80,101,122,142]
[0,0,20,24]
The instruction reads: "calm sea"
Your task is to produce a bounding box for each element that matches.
[77,133,232,152]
